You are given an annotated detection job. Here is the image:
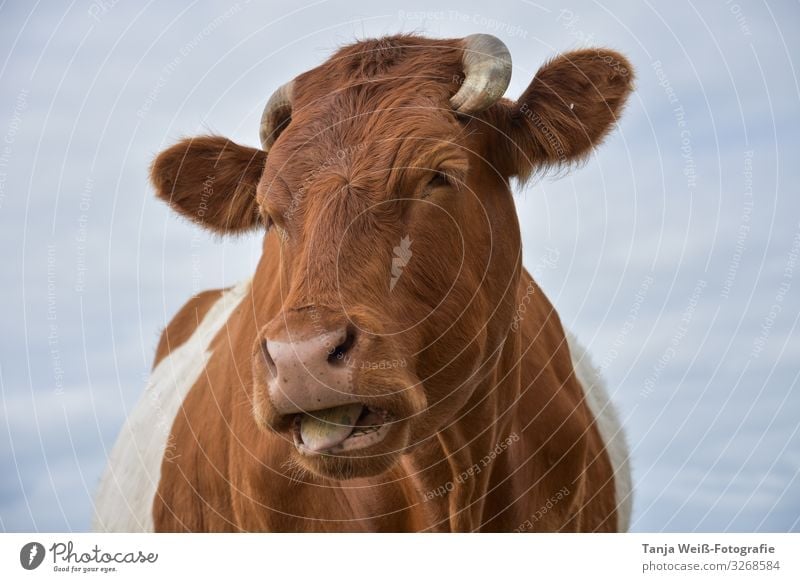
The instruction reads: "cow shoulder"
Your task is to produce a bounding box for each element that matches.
[93,280,251,532]
[565,332,632,532]
[514,271,623,531]
[153,288,226,367]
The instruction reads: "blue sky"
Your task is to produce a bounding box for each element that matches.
[1,0,798,532]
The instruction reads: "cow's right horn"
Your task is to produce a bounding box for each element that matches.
[260,80,294,150]
[450,34,512,115]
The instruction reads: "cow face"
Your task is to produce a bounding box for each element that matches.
[151,35,633,480]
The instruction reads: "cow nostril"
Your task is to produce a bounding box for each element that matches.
[327,326,356,365]
[261,341,277,378]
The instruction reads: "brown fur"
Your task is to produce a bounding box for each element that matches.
[486,48,634,180]
[147,34,633,532]
[150,136,266,233]
[153,288,223,368]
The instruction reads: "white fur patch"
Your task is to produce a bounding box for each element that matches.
[92,280,250,532]
[565,331,633,532]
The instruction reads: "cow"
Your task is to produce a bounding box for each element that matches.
[94,33,634,532]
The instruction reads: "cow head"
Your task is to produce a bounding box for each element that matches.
[151,34,633,480]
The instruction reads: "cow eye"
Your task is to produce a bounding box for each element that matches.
[428,172,451,189]
[422,171,452,198]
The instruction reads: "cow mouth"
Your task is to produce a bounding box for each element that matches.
[291,403,393,455]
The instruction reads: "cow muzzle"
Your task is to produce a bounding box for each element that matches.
[252,307,421,469]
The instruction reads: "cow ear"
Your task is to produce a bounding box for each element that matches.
[490,49,634,181]
[150,136,267,234]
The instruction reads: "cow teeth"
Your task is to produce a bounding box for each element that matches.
[299,403,363,452]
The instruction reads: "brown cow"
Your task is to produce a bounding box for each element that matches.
[94,34,634,532]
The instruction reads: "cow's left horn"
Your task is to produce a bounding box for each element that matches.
[260,80,294,150]
[450,34,512,114]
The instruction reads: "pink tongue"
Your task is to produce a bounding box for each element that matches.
[299,403,363,452]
